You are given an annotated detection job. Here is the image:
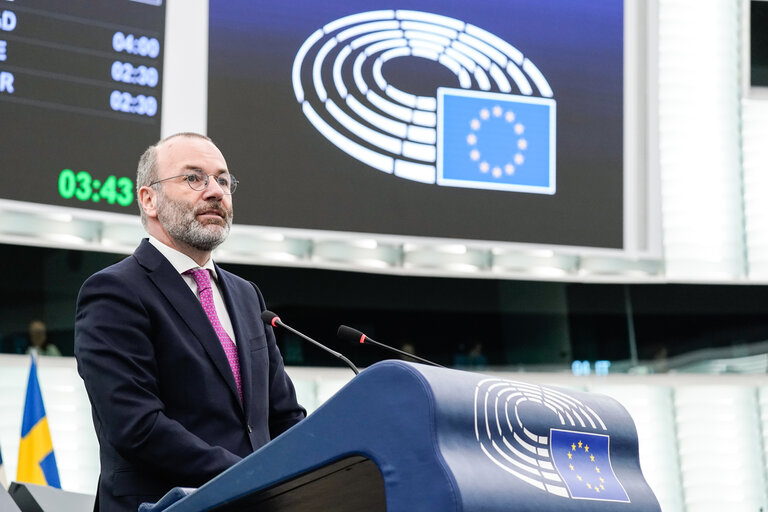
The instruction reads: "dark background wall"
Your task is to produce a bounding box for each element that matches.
[3,242,768,369]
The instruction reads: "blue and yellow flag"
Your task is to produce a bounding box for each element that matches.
[17,355,61,488]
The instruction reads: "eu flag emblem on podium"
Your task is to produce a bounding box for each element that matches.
[437,88,556,194]
[550,429,629,502]
[17,355,61,488]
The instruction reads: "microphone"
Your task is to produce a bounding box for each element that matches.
[337,325,445,368]
[262,310,359,375]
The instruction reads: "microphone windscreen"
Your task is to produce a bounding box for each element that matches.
[261,310,279,324]
[337,325,366,344]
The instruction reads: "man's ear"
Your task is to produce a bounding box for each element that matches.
[138,186,158,219]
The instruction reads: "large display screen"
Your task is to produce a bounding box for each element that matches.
[208,1,624,248]
[752,0,768,87]
[0,0,165,213]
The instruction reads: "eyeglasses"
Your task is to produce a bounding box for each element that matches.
[149,169,239,194]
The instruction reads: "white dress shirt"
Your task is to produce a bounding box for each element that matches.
[148,236,236,343]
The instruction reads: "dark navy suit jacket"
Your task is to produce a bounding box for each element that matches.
[74,239,305,512]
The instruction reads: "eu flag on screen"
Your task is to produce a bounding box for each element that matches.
[17,355,61,488]
[437,88,556,194]
[550,429,629,502]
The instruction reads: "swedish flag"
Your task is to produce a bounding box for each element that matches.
[17,355,61,488]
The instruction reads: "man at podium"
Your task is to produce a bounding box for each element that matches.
[74,133,306,512]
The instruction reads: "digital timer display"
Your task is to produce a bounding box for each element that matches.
[0,1,166,213]
[112,32,161,58]
[110,90,158,117]
[58,169,134,207]
[111,61,160,88]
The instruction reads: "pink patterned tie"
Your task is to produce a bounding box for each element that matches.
[185,268,242,401]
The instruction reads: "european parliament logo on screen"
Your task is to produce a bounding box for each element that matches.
[292,10,557,193]
[437,89,556,194]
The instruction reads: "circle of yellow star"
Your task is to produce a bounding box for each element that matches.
[465,108,527,178]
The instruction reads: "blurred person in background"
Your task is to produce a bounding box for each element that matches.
[26,320,61,357]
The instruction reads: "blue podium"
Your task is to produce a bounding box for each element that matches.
[157,361,660,511]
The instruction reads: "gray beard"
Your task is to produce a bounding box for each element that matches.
[156,193,233,252]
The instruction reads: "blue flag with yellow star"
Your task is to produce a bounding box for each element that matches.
[437,88,556,194]
[550,429,629,502]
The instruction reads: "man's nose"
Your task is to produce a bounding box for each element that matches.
[201,177,226,198]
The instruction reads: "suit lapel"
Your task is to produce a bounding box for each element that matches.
[134,240,242,406]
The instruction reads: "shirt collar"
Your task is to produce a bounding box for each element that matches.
[148,236,218,280]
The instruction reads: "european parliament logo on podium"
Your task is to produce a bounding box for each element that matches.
[437,88,556,194]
